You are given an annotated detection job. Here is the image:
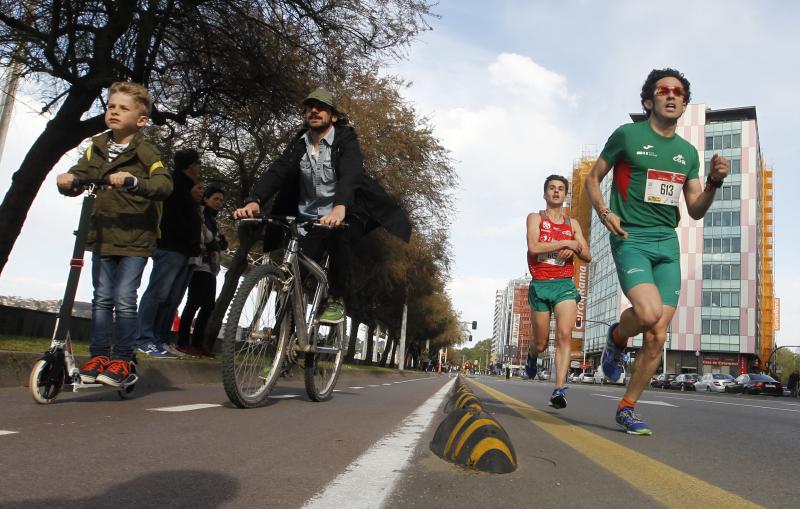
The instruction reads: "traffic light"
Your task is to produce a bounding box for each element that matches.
[575,316,582,328]
[471,321,477,330]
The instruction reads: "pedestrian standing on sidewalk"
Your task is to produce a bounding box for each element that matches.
[584,68,729,435]
[137,148,203,358]
[524,175,591,409]
[177,185,228,357]
[788,370,799,398]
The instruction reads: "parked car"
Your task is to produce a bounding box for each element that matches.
[568,372,582,383]
[650,373,677,389]
[725,373,784,396]
[579,371,595,383]
[596,367,627,385]
[668,373,702,391]
[694,373,735,393]
[537,370,550,381]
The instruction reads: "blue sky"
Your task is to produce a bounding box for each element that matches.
[1,0,797,349]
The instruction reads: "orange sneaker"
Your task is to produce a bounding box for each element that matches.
[96,359,131,387]
[79,355,110,383]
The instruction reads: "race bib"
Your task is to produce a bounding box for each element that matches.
[537,252,566,266]
[644,169,686,206]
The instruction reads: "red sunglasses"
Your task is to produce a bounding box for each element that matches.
[654,85,686,97]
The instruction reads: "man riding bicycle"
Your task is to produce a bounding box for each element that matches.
[233,87,411,322]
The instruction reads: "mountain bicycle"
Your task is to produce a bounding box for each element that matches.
[221,215,346,408]
[29,178,138,404]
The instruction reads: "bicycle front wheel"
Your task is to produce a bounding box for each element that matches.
[304,321,345,401]
[222,264,291,408]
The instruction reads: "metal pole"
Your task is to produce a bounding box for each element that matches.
[398,299,407,371]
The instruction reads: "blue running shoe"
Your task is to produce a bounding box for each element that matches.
[615,406,652,435]
[550,387,568,409]
[137,341,177,358]
[601,322,625,382]
[524,353,538,380]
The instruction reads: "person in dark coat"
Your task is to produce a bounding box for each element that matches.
[234,87,411,323]
[137,148,203,357]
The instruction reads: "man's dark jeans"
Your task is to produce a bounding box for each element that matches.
[137,248,193,346]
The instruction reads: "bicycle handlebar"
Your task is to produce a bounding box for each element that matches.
[238,215,348,230]
[72,177,136,190]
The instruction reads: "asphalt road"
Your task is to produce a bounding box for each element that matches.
[1,373,798,508]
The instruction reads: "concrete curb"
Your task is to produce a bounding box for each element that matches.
[1,350,438,390]
[429,375,517,474]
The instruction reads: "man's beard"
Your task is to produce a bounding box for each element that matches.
[308,117,332,132]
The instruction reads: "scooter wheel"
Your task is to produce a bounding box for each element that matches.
[117,362,137,399]
[29,359,63,404]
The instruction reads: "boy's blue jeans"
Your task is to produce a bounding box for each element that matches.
[137,248,192,347]
[90,254,147,361]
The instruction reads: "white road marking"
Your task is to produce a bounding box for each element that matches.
[348,386,365,389]
[302,378,455,509]
[593,394,677,407]
[368,384,380,387]
[270,394,300,399]
[333,389,341,393]
[652,394,800,413]
[148,403,222,412]
[1,430,19,436]
[382,383,393,386]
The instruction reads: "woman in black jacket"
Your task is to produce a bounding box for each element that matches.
[177,185,227,357]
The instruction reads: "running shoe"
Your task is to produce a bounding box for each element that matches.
[615,406,652,435]
[96,359,131,387]
[162,343,189,358]
[320,298,345,324]
[175,345,201,357]
[550,387,568,409]
[137,341,177,358]
[524,353,538,380]
[79,355,109,383]
[601,322,625,383]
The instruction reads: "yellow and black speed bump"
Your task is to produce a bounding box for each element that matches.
[444,389,483,414]
[430,376,517,473]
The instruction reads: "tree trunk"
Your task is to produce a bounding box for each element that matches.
[378,333,394,367]
[364,325,374,366]
[345,318,360,363]
[204,223,258,347]
[0,89,105,275]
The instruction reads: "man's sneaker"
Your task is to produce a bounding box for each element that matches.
[96,359,131,388]
[601,322,625,382]
[615,406,652,435]
[137,342,177,358]
[320,298,345,324]
[79,355,110,383]
[162,343,189,358]
[175,345,201,357]
[550,387,568,409]
[524,353,538,380]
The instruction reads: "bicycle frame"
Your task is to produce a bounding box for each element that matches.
[273,220,332,352]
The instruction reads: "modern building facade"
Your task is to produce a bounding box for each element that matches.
[491,275,534,372]
[584,104,775,376]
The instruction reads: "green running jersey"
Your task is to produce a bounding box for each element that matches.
[599,121,700,228]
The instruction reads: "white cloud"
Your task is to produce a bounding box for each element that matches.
[488,53,577,110]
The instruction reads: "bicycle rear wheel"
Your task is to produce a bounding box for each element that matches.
[304,321,345,401]
[222,264,291,408]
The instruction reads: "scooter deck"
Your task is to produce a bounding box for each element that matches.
[68,374,139,391]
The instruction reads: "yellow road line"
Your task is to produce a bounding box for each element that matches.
[469,379,764,509]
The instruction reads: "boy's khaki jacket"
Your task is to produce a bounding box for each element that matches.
[63,130,173,257]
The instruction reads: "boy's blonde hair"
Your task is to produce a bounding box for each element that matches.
[108,81,153,116]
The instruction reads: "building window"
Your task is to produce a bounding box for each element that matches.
[705,133,741,151]
[704,211,741,228]
[701,318,740,336]
[702,290,740,307]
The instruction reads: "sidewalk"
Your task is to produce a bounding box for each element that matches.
[0,350,438,389]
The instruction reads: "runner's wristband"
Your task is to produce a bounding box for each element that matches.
[598,208,611,222]
[705,176,723,190]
